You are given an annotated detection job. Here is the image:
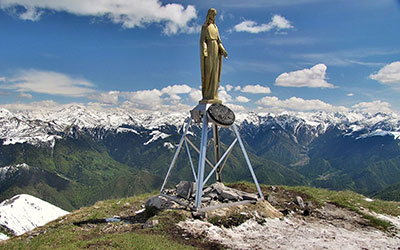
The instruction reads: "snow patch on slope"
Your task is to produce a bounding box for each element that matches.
[0,194,69,236]
[116,127,139,134]
[0,163,30,182]
[163,142,175,149]
[0,233,9,241]
[144,130,170,145]
[355,129,400,140]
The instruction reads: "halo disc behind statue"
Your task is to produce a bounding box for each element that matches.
[207,103,235,127]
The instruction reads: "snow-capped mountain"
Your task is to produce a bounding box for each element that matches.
[1,105,400,147]
[1,104,400,209]
[0,194,69,237]
[0,106,188,146]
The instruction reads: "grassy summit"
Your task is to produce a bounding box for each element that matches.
[1,183,399,249]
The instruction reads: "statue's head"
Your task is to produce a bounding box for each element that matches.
[206,8,217,24]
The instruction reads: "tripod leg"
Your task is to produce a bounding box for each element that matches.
[160,118,192,193]
[194,114,208,209]
[232,124,264,200]
[213,124,222,182]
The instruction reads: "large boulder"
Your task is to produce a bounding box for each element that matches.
[211,182,226,195]
[241,192,258,201]
[221,189,241,201]
[145,196,172,210]
[176,181,196,200]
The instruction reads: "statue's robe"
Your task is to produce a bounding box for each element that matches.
[200,22,224,104]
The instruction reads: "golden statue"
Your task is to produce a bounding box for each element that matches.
[199,8,228,104]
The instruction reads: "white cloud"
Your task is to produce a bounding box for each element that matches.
[225,103,246,112]
[189,89,202,103]
[352,100,393,114]
[370,61,400,84]
[234,86,241,91]
[347,93,354,97]
[118,84,196,111]
[89,91,119,105]
[241,84,271,94]
[225,84,233,92]
[187,85,233,103]
[218,86,233,103]
[0,0,198,35]
[275,64,335,88]
[17,92,32,99]
[235,96,250,103]
[120,89,163,110]
[3,69,96,97]
[0,77,6,82]
[161,84,192,100]
[234,14,293,34]
[0,100,64,112]
[256,96,347,112]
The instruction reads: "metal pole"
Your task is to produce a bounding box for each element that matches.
[232,124,264,200]
[186,137,215,169]
[195,114,208,209]
[203,138,237,186]
[160,118,192,193]
[184,138,197,182]
[216,140,235,176]
[213,124,221,182]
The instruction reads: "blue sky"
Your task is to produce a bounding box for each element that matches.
[0,0,400,113]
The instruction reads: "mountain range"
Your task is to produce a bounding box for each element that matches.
[1,105,400,210]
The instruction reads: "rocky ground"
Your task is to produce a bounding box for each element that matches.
[178,205,400,249]
[154,182,400,249]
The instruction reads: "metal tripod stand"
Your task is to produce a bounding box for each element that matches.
[160,104,264,210]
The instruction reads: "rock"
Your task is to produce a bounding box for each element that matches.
[143,219,159,229]
[242,192,258,201]
[294,196,305,209]
[221,190,240,201]
[176,181,195,199]
[210,200,219,206]
[145,196,172,210]
[212,182,226,195]
[281,209,291,216]
[203,186,212,194]
[192,211,207,219]
[205,192,218,199]
[254,201,283,218]
[306,201,313,208]
[201,197,212,203]
[267,194,277,205]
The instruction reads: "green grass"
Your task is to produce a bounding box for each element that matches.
[2,227,194,250]
[1,192,196,250]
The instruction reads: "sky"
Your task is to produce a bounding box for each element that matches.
[0,0,400,114]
